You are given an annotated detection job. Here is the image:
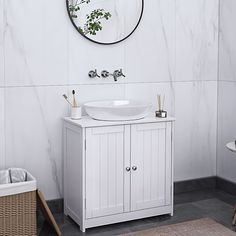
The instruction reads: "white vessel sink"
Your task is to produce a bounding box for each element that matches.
[84,100,152,121]
[226,141,236,153]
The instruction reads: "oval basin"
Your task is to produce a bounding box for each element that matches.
[226,141,236,153]
[84,100,152,121]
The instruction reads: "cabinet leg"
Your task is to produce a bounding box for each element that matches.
[80,225,86,233]
[64,207,68,216]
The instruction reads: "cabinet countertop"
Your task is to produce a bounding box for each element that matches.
[63,115,175,128]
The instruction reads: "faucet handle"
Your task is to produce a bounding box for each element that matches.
[88,69,100,78]
[113,69,126,77]
[119,69,126,77]
[112,69,126,82]
[101,70,110,78]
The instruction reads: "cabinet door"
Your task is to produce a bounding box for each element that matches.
[85,126,125,219]
[131,122,172,211]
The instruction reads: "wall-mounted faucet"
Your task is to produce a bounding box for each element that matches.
[88,69,100,78]
[101,69,126,81]
[113,69,126,81]
[88,69,126,81]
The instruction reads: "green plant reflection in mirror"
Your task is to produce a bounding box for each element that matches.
[68,0,112,36]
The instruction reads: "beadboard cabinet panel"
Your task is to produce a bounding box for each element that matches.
[130,123,171,211]
[63,124,85,227]
[85,126,125,219]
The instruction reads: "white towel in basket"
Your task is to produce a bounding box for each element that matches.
[9,168,27,183]
[0,170,10,184]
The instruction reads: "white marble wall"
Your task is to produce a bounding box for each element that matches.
[0,2,4,170]
[175,0,218,181]
[217,82,236,182]
[217,0,236,183]
[219,0,236,82]
[4,0,68,87]
[174,81,217,180]
[0,0,4,88]
[126,81,218,181]
[0,89,5,169]
[0,0,219,199]
[176,0,218,82]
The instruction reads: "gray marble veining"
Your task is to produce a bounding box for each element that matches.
[217,0,236,186]
[176,0,218,82]
[219,0,236,81]
[4,0,68,87]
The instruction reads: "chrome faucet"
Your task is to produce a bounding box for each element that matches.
[101,69,126,81]
[90,69,126,82]
[88,69,100,78]
[112,69,126,81]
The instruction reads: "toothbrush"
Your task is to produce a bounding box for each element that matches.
[72,90,77,107]
[63,94,73,106]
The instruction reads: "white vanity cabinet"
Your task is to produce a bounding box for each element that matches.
[63,116,175,232]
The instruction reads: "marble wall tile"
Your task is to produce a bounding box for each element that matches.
[219,0,236,81]
[68,83,126,103]
[0,88,5,169]
[174,81,217,180]
[4,84,125,200]
[0,0,4,87]
[176,0,218,81]
[218,1,236,184]
[125,81,217,181]
[125,82,175,115]
[217,81,236,182]
[5,86,68,200]
[4,0,68,86]
[0,0,222,200]
[124,0,175,83]
[68,21,125,85]
[175,81,217,180]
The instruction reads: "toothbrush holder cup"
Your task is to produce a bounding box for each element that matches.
[71,106,82,120]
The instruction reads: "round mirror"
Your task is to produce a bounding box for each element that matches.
[66,0,144,45]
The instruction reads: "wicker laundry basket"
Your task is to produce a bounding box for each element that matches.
[0,169,37,236]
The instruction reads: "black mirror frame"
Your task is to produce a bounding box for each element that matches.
[66,0,144,45]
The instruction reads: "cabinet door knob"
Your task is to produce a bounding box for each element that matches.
[132,166,137,171]
[126,167,131,172]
